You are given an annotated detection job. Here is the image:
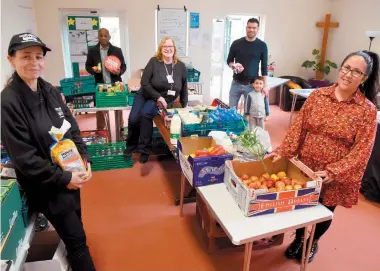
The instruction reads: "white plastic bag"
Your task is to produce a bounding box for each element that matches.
[253,126,272,153]
[207,131,233,154]
[232,127,273,161]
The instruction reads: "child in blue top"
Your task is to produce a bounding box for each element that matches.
[245,76,265,130]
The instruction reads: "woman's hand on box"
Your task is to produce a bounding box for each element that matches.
[266,152,282,163]
[315,170,333,183]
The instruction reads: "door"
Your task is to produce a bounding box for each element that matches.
[210,15,262,104]
[210,19,225,101]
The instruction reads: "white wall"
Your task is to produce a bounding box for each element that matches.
[328,0,380,81]
[1,0,37,87]
[32,0,332,103]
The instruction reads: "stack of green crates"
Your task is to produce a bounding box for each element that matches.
[87,142,133,171]
[60,76,96,96]
[187,68,201,82]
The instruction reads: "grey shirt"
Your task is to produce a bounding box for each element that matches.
[245,90,265,118]
[100,46,112,84]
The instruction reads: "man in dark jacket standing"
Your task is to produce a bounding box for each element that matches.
[85,28,126,130]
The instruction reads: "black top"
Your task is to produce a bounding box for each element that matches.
[1,73,89,215]
[361,125,380,203]
[226,37,268,84]
[85,42,126,84]
[138,57,188,107]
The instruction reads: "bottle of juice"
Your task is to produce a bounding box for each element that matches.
[170,114,182,146]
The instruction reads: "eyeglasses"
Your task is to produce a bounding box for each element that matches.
[162,45,174,48]
[340,66,366,78]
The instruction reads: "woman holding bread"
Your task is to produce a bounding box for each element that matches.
[1,33,96,271]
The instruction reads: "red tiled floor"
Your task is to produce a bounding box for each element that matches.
[77,106,380,271]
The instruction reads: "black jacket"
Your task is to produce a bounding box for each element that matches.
[138,57,188,107]
[85,43,126,84]
[1,73,89,215]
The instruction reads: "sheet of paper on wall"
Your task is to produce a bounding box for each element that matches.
[69,30,87,42]
[71,55,87,63]
[70,43,88,56]
[190,29,201,46]
[87,30,99,47]
[75,17,93,30]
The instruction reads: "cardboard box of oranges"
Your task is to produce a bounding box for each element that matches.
[224,157,322,217]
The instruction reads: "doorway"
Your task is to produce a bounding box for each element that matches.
[60,9,130,80]
[210,15,263,104]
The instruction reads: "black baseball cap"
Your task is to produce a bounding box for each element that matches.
[8,33,51,56]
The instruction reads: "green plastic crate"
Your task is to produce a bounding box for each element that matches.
[96,83,128,93]
[72,94,95,109]
[87,142,133,171]
[96,92,128,108]
[60,76,96,96]
[187,68,200,82]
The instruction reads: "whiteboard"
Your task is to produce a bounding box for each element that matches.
[157,8,188,57]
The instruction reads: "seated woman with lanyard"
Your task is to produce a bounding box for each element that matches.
[125,37,188,163]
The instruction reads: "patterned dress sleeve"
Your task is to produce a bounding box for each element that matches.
[325,107,378,184]
[275,91,316,158]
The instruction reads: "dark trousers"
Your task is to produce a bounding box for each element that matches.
[126,94,159,155]
[295,199,337,241]
[44,209,96,271]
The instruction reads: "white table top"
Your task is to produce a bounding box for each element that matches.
[74,106,131,113]
[197,183,333,245]
[267,77,290,89]
[289,88,316,99]
[10,214,37,271]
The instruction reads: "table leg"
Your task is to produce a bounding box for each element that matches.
[301,224,316,271]
[104,111,112,142]
[174,186,196,206]
[289,94,297,127]
[300,226,308,271]
[179,173,185,217]
[279,85,284,110]
[243,242,253,271]
[115,110,121,142]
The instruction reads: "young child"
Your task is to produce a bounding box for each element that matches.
[245,76,266,130]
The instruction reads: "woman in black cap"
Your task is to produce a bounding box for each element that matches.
[1,33,96,271]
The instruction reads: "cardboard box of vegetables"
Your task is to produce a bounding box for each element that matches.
[178,137,233,187]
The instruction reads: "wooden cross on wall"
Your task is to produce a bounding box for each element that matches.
[316,14,339,79]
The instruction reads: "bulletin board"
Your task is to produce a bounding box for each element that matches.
[67,16,99,77]
[156,7,188,57]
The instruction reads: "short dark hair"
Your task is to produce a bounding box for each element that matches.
[247,18,260,27]
[254,76,264,83]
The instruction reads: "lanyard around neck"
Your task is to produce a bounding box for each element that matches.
[164,63,174,77]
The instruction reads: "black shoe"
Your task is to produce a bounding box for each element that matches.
[296,238,319,263]
[139,153,149,164]
[285,237,304,259]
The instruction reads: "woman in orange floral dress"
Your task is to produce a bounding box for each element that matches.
[270,51,379,263]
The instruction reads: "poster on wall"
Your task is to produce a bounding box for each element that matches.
[189,12,200,46]
[67,16,99,77]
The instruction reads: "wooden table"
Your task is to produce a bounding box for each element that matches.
[197,184,334,271]
[153,115,196,206]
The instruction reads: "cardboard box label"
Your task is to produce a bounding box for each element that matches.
[179,150,193,185]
